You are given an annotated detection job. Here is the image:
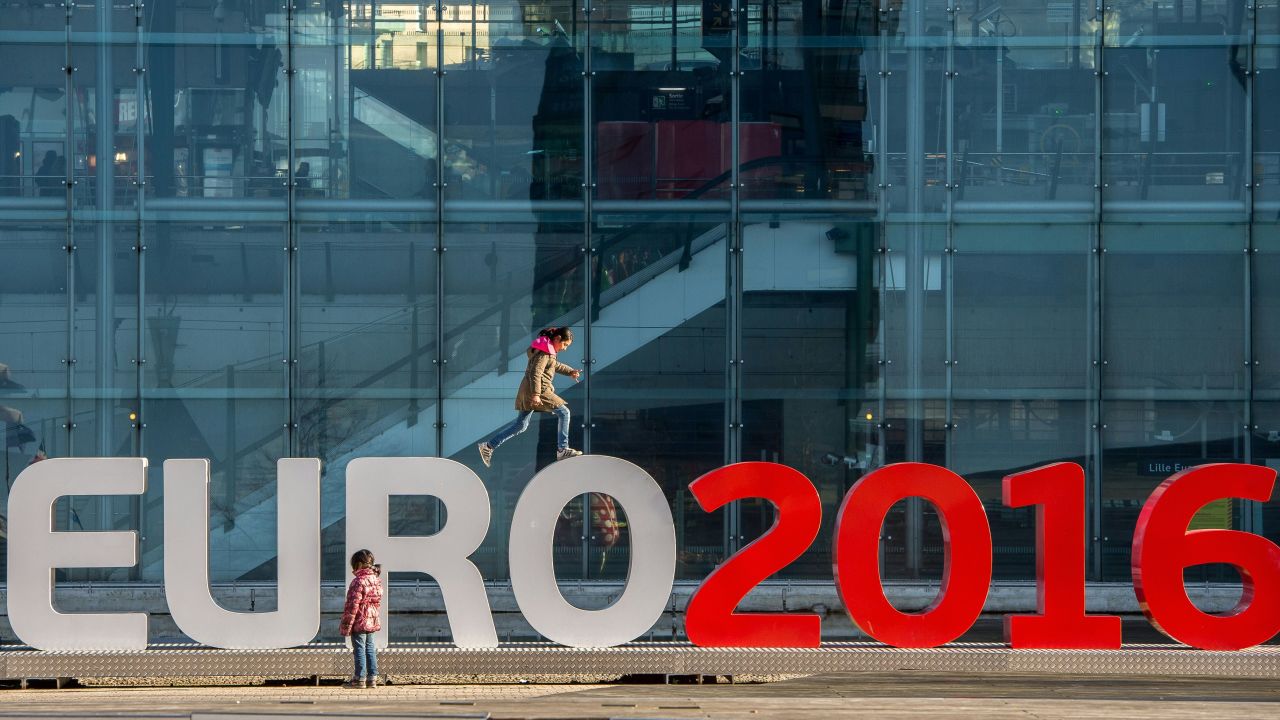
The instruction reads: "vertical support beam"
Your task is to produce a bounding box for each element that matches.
[582,0,595,457]
[725,0,744,555]
[96,0,117,531]
[132,0,147,576]
[943,6,956,474]
[875,0,890,574]
[62,0,75,463]
[285,3,300,455]
[434,1,446,456]
[903,0,925,578]
[61,0,77,545]
[581,0,596,579]
[1089,1,1107,581]
[1244,3,1258,534]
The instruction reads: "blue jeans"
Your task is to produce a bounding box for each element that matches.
[487,405,570,451]
[352,632,378,679]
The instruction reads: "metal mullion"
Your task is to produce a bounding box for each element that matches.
[725,0,744,555]
[1090,2,1107,581]
[875,0,889,574]
[434,1,446,455]
[583,0,595,458]
[582,0,595,580]
[132,0,147,573]
[62,0,76,458]
[286,4,300,454]
[1244,6,1258,534]
[943,7,955,471]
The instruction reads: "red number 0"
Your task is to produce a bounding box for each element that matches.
[1002,463,1121,648]
[1132,463,1280,650]
[834,463,992,647]
[685,462,823,647]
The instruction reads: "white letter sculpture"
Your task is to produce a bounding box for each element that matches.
[7,458,149,651]
[346,457,498,648]
[163,458,321,648]
[509,455,676,647]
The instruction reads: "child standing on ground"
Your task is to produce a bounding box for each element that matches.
[478,326,582,467]
[339,549,383,689]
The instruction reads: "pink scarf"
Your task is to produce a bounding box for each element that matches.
[530,335,557,356]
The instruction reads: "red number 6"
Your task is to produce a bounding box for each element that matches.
[1132,463,1280,650]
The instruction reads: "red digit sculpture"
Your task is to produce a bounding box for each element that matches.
[1132,463,1280,650]
[1002,463,1121,648]
[685,462,823,647]
[833,463,992,647]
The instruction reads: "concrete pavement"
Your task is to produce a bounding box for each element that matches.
[0,671,1277,719]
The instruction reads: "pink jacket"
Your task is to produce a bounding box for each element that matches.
[530,335,557,356]
[339,567,383,636]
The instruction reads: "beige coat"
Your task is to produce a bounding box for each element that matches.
[515,349,577,412]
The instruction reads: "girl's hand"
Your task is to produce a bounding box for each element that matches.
[532,394,543,405]
[570,370,581,381]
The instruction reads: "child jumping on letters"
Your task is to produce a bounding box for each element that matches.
[339,549,383,689]
[477,326,582,467]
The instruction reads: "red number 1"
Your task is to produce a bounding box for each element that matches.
[1002,463,1121,649]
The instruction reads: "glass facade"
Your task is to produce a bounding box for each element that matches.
[1,0,1278,594]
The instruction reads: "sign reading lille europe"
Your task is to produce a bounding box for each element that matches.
[6,457,1280,652]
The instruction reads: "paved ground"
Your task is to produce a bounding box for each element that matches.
[1,671,1278,719]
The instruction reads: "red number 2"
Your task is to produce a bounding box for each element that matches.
[1002,463,1121,648]
[685,462,823,647]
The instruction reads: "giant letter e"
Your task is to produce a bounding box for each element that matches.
[7,458,149,651]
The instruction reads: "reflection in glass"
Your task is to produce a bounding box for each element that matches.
[590,213,728,580]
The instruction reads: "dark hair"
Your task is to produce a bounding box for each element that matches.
[538,326,573,343]
[350,549,375,570]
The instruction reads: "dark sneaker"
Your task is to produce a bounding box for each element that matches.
[367,675,380,688]
[342,677,366,689]
[478,442,494,468]
[556,447,583,461]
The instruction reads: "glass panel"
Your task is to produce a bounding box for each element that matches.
[952,45,1096,204]
[0,0,67,200]
[305,3,434,200]
[297,220,438,467]
[1258,223,1280,399]
[141,220,288,582]
[67,3,143,210]
[740,213,879,579]
[880,398,947,580]
[734,1,878,201]
[592,0,729,201]
[1101,400,1245,581]
[1103,224,1245,395]
[1258,226,1280,547]
[444,1,583,201]
[332,0,437,198]
[1102,36,1246,204]
[140,3,290,200]
[1257,45,1280,205]
[1253,403,1280,547]
[882,0,951,213]
[0,221,68,576]
[590,211,727,581]
[884,222,945,393]
[61,221,138,580]
[953,224,1092,393]
[952,223,1093,578]
[70,221,138,454]
[442,213,584,580]
[952,400,1089,580]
